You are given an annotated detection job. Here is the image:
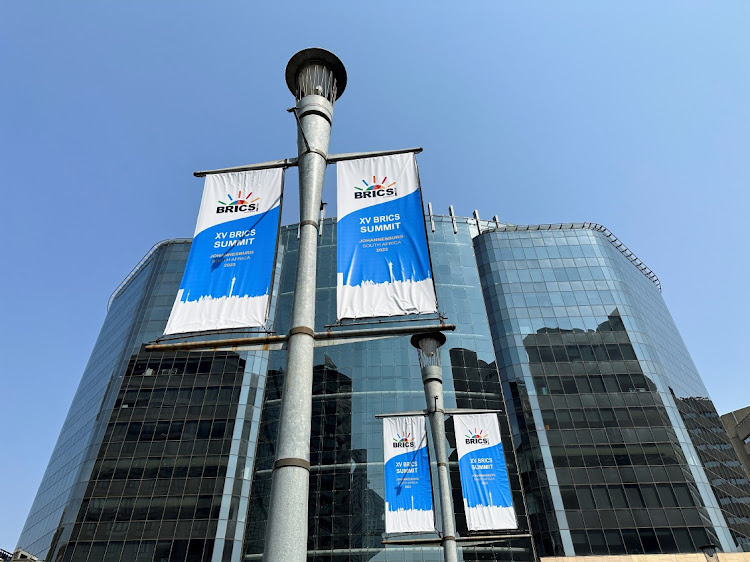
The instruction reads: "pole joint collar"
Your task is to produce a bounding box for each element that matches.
[297,107,333,125]
[441,536,456,543]
[273,457,311,471]
[289,326,315,338]
[300,147,329,160]
[299,220,319,229]
[422,376,443,385]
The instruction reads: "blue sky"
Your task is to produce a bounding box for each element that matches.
[1,1,748,550]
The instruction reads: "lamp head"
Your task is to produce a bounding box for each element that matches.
[411,331,446,369]
[285,48,347,103]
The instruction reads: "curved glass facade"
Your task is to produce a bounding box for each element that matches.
[16,240,192,560]
[15,215,748,561]
[473,223,750,556]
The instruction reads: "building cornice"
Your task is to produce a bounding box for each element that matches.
[480,221,661,292]
[108,218,661,311]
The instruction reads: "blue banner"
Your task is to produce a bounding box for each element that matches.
[337,153,437,319]
[383,416,435,533]
[454,413,517,530]
[164,169,283,334]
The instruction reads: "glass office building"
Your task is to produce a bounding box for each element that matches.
[473,222,750,556]
[15,214,750,561]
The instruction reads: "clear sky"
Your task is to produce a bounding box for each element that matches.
[1,0,748,551]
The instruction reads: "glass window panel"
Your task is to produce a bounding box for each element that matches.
[624,485,645,508]
[592,486,611,509]
[673,484,695,507]
[571,531,591,555]
[621,529,643,554]
[561,486,579,509]
[576,488,595,509]
[639,528,659,553]
[604,530,626,554]
[656,484,677,508]
[609,486,628,509]
[673,528,694,552]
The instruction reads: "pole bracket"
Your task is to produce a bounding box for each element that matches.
[289,326,315,338]
[287,106,313,153]
[273,457,311,471]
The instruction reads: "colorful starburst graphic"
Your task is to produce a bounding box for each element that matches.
[355,176,396,191]
[218,190,260,206]
[393,432,413,443]
[465,429,487,440]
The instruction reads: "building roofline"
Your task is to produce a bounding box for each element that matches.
[481,222,661,292]
[722,407,750,427]
[107,218,660,311]
[107,238,192,310]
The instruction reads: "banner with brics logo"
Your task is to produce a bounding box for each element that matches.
[164,169,283,335]
[336,153,437,320]
[382,416,435,533]
[454,413,517,531]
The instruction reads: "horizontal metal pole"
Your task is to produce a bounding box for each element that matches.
[145,334,289,352]
[193,147,423,177]
[375,408,503,419]
[247,542,529,560]
[376,409,428,418]
[381,534,532,544]
[144,322,455,353]
[194,158,297,177]
[315,322,453,341]
[326,146,422,163]
[325,312,441,329]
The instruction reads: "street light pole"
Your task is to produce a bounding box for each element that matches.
[262,48,347,562]
[411,332,458,562]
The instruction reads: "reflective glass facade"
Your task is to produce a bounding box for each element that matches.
[16,215,749,561]
[16,239,193,559]
[473,222,750,556]
[243,217,533,562]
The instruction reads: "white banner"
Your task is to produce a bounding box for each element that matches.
[337,153,437,319]
[383,416,435,534]
[164,169,283,334]
[454,413,517,530]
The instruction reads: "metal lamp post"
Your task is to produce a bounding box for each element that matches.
[262,48,347,562]
[410,332,458,562]
[149,47,464,561]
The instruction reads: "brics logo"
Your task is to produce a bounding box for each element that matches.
[217,190,260,213]
[354,176,397,199]
[465,429,489,445]
[392,432,415,448]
